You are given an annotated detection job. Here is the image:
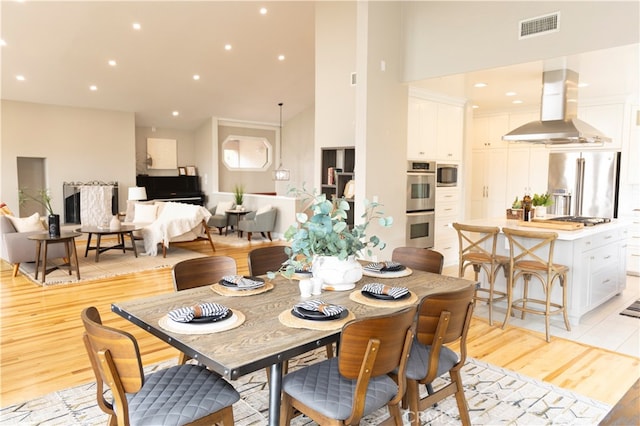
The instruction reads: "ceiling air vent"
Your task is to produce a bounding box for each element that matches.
[519,12,560,39]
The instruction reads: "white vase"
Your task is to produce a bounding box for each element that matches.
[311,255,363,291]
[109,215,121,230]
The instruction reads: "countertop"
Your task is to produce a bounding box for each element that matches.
[461,217,630,241]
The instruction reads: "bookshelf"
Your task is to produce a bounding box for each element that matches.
[321,146,355,226]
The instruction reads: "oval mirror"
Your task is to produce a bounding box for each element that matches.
[222,135,272,171]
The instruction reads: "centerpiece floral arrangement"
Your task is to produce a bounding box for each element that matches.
[269,186,393,280]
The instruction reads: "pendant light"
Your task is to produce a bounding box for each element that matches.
[273,102,290,181]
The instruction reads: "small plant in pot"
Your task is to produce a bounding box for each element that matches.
[233,184,244,210]
[271,187,393,290]
[532,192,553,217]
[18,188,60,237]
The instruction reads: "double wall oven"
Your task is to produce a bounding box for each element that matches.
[406,160,436,248]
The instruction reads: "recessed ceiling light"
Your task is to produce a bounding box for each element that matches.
[578,82,589,88]
[512,100,523,104]
[16,75,25,81]
[132,22,141,30]
[224,44,232,51]
[0,39,6,47]
[172,111,179,117]
[474,82,488,88]
[472,105,480,109]
[89,85,98,91]
[505,91,517,96]
[260,7,267,15]
[278,54,285,61]
[193,74,200,80]
[108,60,117,66]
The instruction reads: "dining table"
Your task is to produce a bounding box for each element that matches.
[111,266,477,426]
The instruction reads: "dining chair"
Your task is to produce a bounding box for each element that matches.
[81,306,239,426]
[247,245,289,276]
[452,222,509,325]
[391,246,444,274]
[501,227,571,342]
[172,255,237,364]
[403,285,476,426]
[280,306,417,426]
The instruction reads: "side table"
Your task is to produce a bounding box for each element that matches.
[225,209,252,237]
[28,231,81,283]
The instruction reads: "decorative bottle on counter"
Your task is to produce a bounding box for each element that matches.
[522,188,532,222]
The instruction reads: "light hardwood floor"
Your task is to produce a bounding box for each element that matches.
[1,238,638,410]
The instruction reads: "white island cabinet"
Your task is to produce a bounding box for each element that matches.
[463,218,629,326]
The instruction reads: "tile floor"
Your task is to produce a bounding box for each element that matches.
[443,266,640,358]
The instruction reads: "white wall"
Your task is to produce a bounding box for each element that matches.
[276,106,315,196]
[1,100,135,217]
[135,126,197,176]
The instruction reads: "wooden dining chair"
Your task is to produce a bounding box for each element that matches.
[247,245,289,276]
[403,285,476,426]
[171,255,237,291]
[392,246,444,274]
[280,306,417,426]
[81,306,239,426]
[171,255,237,364]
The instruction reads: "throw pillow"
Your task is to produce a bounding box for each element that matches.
[133,203,159,224]
[215,201,234,216]
[7,212,46,232]
[256,204,272,215]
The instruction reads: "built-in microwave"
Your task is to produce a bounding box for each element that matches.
[437,163,458,187]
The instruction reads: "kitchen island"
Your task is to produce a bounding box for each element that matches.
[461,218,629,326]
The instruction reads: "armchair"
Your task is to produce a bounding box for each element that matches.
[0,214,66,277]
[237,205,277,241]
[208,201,237,235]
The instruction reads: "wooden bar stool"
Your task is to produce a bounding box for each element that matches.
[501,227,571,342]
[453,223,509,325]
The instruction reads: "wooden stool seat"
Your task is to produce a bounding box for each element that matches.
[453,223,509,325]
[502,227,571,342]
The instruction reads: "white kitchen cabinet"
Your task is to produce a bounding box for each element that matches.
[472,114,510,149]
[578,103,625,149]
[506,145,550,206]
[435,187,461,266]
[627,210,640,276]
[470,148,508,219]
[408,96,464,161]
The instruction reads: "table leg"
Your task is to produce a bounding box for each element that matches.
[128,232,138,257]
[95,234,102,262]
[268,362,283,426]
[70,238,81,280]
[41,241,49,283]
[84,233,92,257]
[63,239,72,276]
[34,241,42,280]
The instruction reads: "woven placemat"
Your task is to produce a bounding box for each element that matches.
[278,309,356,330]
[158,311,246,334]
[210,282,274,296]
[362,266,413,279]
[349,290,418,308]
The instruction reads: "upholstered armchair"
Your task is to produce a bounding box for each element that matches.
[237,206,277,241]
[208,201,237,235]
[0,215,66,277]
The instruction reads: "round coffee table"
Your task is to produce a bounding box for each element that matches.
[76,224,140,262]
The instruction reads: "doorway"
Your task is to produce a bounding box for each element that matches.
[17,157,47,217]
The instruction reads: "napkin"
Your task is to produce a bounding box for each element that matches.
[361,283,409,299]
[221,275,264,289]
[168,302,229,323]
[294,299,346,317]
[364,261,404,273]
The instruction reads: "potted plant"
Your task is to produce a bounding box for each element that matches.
[275,187,393,290]
[233,184,244,210]
[532,192,553,217]
[18,188,60,237]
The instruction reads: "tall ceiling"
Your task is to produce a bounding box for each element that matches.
[2,2,638,130]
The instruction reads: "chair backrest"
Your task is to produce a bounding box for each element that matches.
[452,222,501,262]
[247,246,288,276]
[81,306,144,394]
[415,284,475,347]
[502,227,559,268]
[172,255,237,291]
[391,247,444,274]
[338,306,416,379]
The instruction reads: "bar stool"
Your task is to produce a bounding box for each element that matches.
[453,223,509,325]
[501,227,571,342]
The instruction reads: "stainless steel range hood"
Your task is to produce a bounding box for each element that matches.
[502,69,611,144]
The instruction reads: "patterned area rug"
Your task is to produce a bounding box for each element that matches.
[620,299,640,319]
[0,350,610,425]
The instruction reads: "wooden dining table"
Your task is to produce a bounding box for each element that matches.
[112,268,476,426]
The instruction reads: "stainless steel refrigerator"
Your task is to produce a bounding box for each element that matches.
[547,151,620,218]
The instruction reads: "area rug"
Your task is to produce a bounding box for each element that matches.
[18,239,206,286]
[620,299,640,319]
[0,351,611,425]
